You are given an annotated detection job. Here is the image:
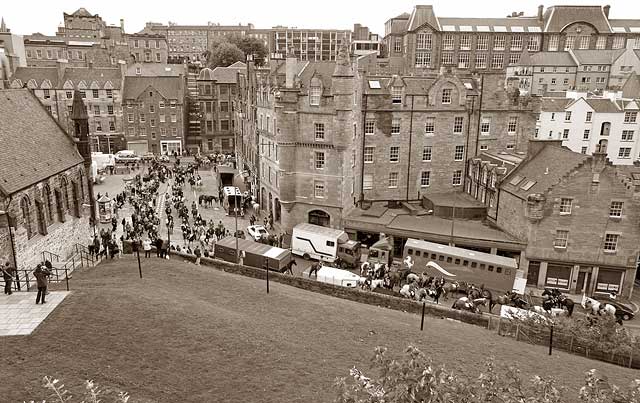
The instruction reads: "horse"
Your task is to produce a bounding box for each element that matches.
[489,292,528,313]
[582,295,617,317]
[468,285,492,302]
[426,285,443,304]
[451,297,487,314]
[443,281,465,299]
[542,288,575,317]
[360,262,371,277]
[399,283,418,299]
[406,273,420,284]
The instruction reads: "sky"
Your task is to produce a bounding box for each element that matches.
[2,0,640,37]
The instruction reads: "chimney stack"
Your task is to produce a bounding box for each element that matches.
[603,5,611,18]
[285,45,296,89]
[56,58,68,87]
[120,18,125,32]
[538,5,544,22]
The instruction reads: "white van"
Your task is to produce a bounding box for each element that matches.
[315,266,361,288]
[91,152,115,171]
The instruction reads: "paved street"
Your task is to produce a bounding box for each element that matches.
[0,292,69,336]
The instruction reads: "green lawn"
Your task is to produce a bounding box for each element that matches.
[0,256,637,403]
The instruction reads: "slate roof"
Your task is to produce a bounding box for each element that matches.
[438,17,542,32]
[540,97,571,111]
[299,62,336,90]
[501,144,589,200]
[212,66,242,84]
[584,98,620,113]
[66,8,96,18]
[529,51,576,66]
[543,6,611,33]
[407,5,441,32]
[11,66,122,89]
[622,72,640,98]
[123,76,184,102]
[608,19,640,33]
[0,89,84,195]
[125,63,185,77]
[570,49,625,65]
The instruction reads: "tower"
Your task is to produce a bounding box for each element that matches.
[71,91,97,231]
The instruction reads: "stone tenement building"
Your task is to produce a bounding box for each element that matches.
[127,28,168,64]
[383,4,640,75]
[496,141,640,298]
[0,89,92,274]
[122,75,187,155]
[358,73,537,202]
[9,61,126,153]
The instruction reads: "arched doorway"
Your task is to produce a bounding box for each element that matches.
[597,139,608,154]
[308,209,330,227]
[274,198,281,222]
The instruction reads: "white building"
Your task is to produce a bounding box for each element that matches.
[535,94,640,165]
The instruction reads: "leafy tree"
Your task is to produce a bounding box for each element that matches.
[207,42,245,69]
[228,35,268,66]
[335,345,640,403]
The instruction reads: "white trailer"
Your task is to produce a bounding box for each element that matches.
[315,266,361,288]
[291,223,349,263]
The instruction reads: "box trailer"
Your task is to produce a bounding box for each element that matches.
[291,223,361,265]
[316,266,362,288]
[214,236,292,272]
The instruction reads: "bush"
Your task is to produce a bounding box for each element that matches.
[334,346,640,403]
[24,376,129,403]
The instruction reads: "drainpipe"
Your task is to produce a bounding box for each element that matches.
[406,95,414,200]
[359,93,368,205]
[474,74,484,157]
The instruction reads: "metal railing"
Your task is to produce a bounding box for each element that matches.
[41,251,60,264]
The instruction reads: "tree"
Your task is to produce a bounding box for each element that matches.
[207,42,245,69]
[335,345,640,403]
[228,35,268,66]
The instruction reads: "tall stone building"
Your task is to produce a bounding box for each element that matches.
[0,18,26,75]
[0,89,92,274]
[9,61,126,153]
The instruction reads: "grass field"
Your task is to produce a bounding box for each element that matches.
[0,256,637,403]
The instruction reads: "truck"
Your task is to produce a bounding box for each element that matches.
[214,236,293,272]
[290,223,361,267]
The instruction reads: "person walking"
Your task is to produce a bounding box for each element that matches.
[160,239,169,259]
[34,264,51,304]
[155,238,163,258]
[194,246,202,265]
[143,238,152,258]
[2,262,15,295]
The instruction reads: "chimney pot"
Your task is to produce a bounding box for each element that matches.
[538,5,544,21]
[603,5,611,18]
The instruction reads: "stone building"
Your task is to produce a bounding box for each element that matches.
[270,27,352,61]
[9,61,126,153]
[191,64,243,153]
[122,75,187,155]
[127,28,168,64]
[0,89,92,274]
[0,18,26,75]
[382,4,640,75]
[496,141,640,298]
[506,51,578,96]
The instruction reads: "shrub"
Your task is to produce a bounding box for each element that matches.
[24,376,129,403]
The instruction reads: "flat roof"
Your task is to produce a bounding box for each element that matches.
[293,223,347,240]
[216,237,289,260]
[405,238,517,268]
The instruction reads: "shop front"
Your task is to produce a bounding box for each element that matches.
[160,140,183,156]
[544,263,573,290]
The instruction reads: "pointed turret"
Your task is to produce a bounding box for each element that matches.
[333,41,353,77]
[71,90,88,121]
[70,89,96,229]
[0,17,8,33]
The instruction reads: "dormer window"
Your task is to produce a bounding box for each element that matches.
[310,85,321,106]
[442,88,452,104]
[391,87,402,104]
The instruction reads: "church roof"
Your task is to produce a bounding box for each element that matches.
[0,89,84,195]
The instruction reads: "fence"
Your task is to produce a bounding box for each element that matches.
[495,318,640,369]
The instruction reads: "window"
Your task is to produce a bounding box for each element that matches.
[159,101,165,108]
[79,91,86,99]
[310,85,321,106]
[363,174,373,190]
[106,105,114,115]
[460,35,471,50]
[170,100,176,108]
[618,147,631,159]
[21,197,33,239]
[93,105,100,116]
[480,144,489,151]
[220,120,229,130]
[477,35,488,51]
[150,119,156,127]
[422,146,432,161]
[453,117,463,134]
[127,113,134,123]
[420,171,430,187]
[562,129,570,139]
[314,181,325,198]
[624,111,637,123]
[95,121,102,132]
[140,127,146,136]
[425,117,435,135]
[365,119,375,134]
[458,52,470,68]
[612,36,624,49]
[452,170,462,186]
[583,129,590,140]
[314,123,325,141]
[43,89,50,99]
[527,36,540,51]
[415,52,432,68]
[604,233,619,252]
[389,146,399,162]
[551,78,557,85]
[622,130,634,141]
[586,111,592,122]
[220,101,229,112]
[315,152,325,169]
[554,230,569,248]
[443,34,454,50]
[491,53,503,69]
[171,114,177,123]
[394,37,402,53]
[551,113,555,121]
[441,52,453,65]
[454,145,464,161]
[391,87,402,103]
[441,89,452,104]
[172,127,178,136]
[506,143,515,150]
[509,53,520,65]
[511,35,523,50]
[155,53,161,62]
[416,33,432,50]
[475,53,487,69]
[579,36,590,49]
[565,111,572,121]
[564,35,575,50]
[139,113,146,123]
[480,117,491,135]
[364,147,374,163]
[109,121,115,132]
[581,146,588,154]
[91,89,98,99]
[610,201,623,217]
[596,36,607,49]
[149,104,155,113]
[66,91,73,99]
[388,172,399,188]
[494,35,506,50]
[159,114,165,123]
[391,119,401,134]
[559,198,572,214]
[508,116,517,133]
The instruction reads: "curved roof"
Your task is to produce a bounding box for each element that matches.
[198,68,214,81]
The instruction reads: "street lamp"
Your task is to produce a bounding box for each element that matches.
[0,210,19,290]
[234,206,239,263]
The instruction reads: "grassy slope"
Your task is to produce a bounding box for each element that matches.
[0,256,637,403]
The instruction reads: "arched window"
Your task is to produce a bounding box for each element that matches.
[309,77,322,106]
[43,185,54,223]
[35,200,47,235]
[78,169,85,201]
[308,210,330,227]
[60,176,70,211]
[55,189,65,223]
[71,180,81,218]
[20,197,33,239]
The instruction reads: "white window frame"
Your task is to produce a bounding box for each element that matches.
[609,201,623,218]
[314,181,325,198]
[420,171,431,187]
[422,146,432,162]
[389,146,400,163]
[425,117,435,135]
[441,89,452,104]
[452,170,462,186]
[554,230,569,248]
[603,233,619,252]
[364,147,375,163]
[454,145,464,161]
[314,151,325,169]
[559,198,572,214]
[314,122,325,141]
[388,172,399,188]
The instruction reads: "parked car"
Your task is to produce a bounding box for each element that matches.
[246,225,269,242]
[114,150,141,163]
[141,152,155,162]
[599,299,635,321]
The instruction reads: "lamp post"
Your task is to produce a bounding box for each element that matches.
[234,206,239,263]
[166,219,171,260]
[0,210,19,290]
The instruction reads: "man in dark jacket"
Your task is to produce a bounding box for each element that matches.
[2,262,15,295]
[194,246,202,265]
[34,264,51,304]
[155,238,163,257]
